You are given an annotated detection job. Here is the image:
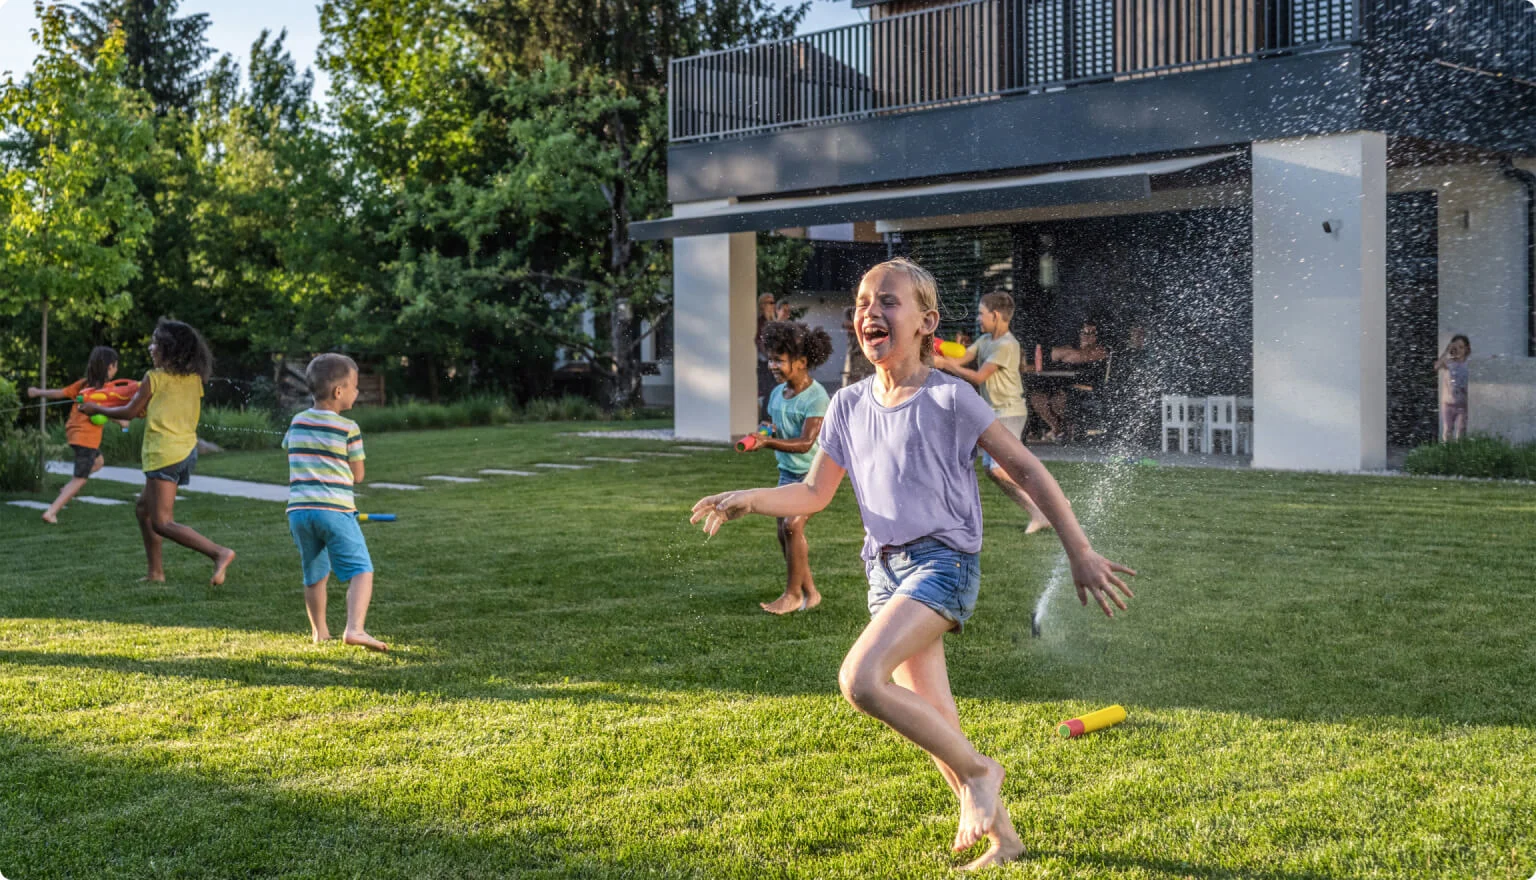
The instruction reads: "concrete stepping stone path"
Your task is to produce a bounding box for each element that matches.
[74,496,129,506]
[44,462,290,502]
[424,475,482,484]
[583,456,640,464]
[535,463,589,470]
[7,500,50,511]
[370,482,425,490]
[480,469,539,476]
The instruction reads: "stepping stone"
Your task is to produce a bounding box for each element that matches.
[74,496,128,506]
[46,461,291,502]
[370,482,425,490]
[583,456,640,464]
[425,475,483,484]
[633,451,686,458]
[675,445,725,452]
[7,500,50,511]
[534,463,589,470]
[480,469,539,477]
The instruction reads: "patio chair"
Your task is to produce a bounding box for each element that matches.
[1161,394,1205,453]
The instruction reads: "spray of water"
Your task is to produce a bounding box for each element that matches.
[1030,449,1141,639]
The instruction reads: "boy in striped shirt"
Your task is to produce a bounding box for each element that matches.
[283,354,387,652]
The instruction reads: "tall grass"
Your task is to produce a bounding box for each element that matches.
[0,429,51,492]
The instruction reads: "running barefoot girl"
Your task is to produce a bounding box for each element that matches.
[692,258,1135,870]
[752,321,833,615]
[81,319,235,586]
[26,346,128,523]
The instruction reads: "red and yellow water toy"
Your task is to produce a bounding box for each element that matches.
[77,378,140,426]
[1059,704,1127,739]
[736,423,772,453]
[932,338,967,359]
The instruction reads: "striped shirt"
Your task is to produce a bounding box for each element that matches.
[283,408,365,514]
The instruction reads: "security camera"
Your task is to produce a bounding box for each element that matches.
[1321,219,1341,235]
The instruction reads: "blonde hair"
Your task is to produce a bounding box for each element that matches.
[860,257,940,363]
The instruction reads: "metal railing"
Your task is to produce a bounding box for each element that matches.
[669,0,1535,143]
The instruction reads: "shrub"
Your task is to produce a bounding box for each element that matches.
[521,395,604,422]
[350,394,517,435]
[0,429,55,492]
[199,406,283,451]
[1403,435,1536,480]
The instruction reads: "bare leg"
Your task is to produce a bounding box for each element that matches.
[763,515,818,614]
[42,476,89,524]
[986,466,1051,535]
[1453,409,1467,441]
[136,490,165,582]
[341,572,387,651]
[304,575,331,643]
[839,597,1009,852]
[1029,391,1062,438]
[891,641,1025,868]
[141,479,236,585]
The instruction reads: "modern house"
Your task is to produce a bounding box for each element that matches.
[633,0,1536,470]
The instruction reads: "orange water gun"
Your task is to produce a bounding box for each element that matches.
[932,338,967,359]
[77,379,140,426]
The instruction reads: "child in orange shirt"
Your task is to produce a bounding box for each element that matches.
[26,346,126,524]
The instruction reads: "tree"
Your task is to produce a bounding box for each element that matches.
[63,0,214,115]
[0,2,155,445]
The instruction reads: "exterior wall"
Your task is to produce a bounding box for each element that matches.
[1252,132,1389,471]
[1469,358,1536,444]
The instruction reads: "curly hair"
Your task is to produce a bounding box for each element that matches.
[759,320,833,371]
[152,318,213,382]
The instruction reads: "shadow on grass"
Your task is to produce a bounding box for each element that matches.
[0,730,724,880]
[1030,849,1342,880]
[0,648,652,706]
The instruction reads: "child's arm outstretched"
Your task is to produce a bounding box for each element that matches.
[78,373,152,421]
[26,386,75,400]
[691,450,844,535]
[977,422,1137,617]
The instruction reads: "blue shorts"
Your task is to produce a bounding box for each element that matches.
[288,509,374,585]
[866,537,981,632]
[144,448,197,487]
[777,468,806,487]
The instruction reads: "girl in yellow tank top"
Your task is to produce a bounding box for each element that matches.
[79,319,236,586]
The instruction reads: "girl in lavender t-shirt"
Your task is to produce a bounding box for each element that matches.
[692,258,1135,870]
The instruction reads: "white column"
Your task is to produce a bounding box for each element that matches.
[672,200,758,442]
[1252,132,1388,471]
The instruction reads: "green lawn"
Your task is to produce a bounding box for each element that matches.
[2,421,1534,879]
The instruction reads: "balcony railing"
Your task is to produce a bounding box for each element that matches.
[669,0,1535,144]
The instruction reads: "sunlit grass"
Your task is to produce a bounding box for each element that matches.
[2,421,1533,878]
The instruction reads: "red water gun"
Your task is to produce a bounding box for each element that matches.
[77,378,140,426]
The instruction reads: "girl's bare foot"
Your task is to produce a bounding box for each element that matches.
[210,549,236,586]
[961,814,1026,872]
[40,511,58,524]
[760,591,807,615]
[343,630,388,652]
[802,586,822,610]
[954,757,1007,852]
[312,631,332,644]
[140,572,166,583]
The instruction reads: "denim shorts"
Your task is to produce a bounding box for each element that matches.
[144,448,197,487]
[777,468,807,487]
[288,509,374,585]
[866,536,981,631]
[979,415,1027,470]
